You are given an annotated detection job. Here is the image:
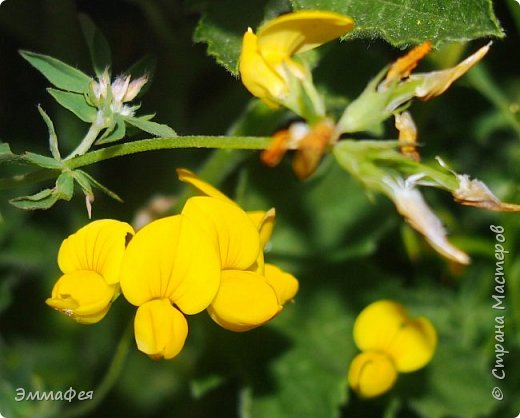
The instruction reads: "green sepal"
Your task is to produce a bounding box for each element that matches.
[96,117,126,144]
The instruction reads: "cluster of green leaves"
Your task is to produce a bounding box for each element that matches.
[0,16,175,212]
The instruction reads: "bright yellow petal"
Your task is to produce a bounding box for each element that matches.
[264,263,299,305]
[248,208,276,249]
[353,300,408,352]
[257,11,354,59]
[120,215,221,314]
[353,300,437,372]
[387,317,437,372]
[239,28,288,106]
[208,270,280,332]
[348,351,398,398]
[46,270,116,324]
[57,219,134,285]
[176,168,235,205]
[134,299,188,360]
[182,197,260,270]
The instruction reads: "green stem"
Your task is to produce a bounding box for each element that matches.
[66,136,271,170]
[60,321,133,418]
[0,135,272,190]
[65,119,106,160]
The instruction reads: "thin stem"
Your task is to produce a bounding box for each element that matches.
[60,321,133,418]
[66,136,272,170]
[0,136,272,190]
[65,118,106,160]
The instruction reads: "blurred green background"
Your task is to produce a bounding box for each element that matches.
[1,1,520,417]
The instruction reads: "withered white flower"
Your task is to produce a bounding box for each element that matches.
[383,175,470,265]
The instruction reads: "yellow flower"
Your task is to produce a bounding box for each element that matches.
[120,215,221,359]
[239,10,354,116]
[348,300,437,398]
[46,219,134,324]
[178,168,299,331]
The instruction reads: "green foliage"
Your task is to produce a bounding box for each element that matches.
[195,0,504,75]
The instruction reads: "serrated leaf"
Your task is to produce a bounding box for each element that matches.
[124,116,176,137]
[96,117,126,144]
[47,88,97,123]
[79,13,112,77]
[20,50,92,93]
[195,0,504,75]
[293,0,504,48]
[37,105,60,159]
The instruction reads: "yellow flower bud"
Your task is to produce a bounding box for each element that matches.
[348,351,398,398]
[239,11,354,111]
[353,300,437,373]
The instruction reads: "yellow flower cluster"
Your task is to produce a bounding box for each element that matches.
[348,300,437,398]
[46,170,298,360]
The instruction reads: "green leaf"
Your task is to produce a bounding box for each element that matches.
[37,105,60,159]
[194,0,269,74]
[54,171,75,201]
[124,116,176,137]
[20,50,92,93]
[72,169,123,202]
[96,118,126,144]
[22,152,62,170]
[79,13,112,77]
[293,0,504,47]
[47,88,97,123]
[8,172,74,210]
[0,143,20,164]
[195,0,503,75]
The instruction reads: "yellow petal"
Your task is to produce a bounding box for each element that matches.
[134,299,188,360]
[387,317,437,372]
[353,300,437,372]
[46,270,116,324]
[239,28,288,107]
[353,300,408,352]
[120,215,221,314]
[58,219,134,285]
[264,263,299,305]
[182,197,260,270]
[176,168,235,205]
[257,10,354,59]
[348,351,398,398]
[208,270,280,332]
[248,208,276,249]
